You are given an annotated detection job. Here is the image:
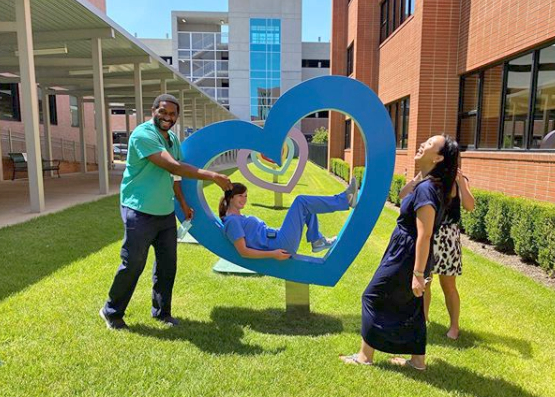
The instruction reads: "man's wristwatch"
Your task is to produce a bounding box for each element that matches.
[413,270,424,277]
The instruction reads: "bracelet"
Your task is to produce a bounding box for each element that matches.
[413,270,424,277]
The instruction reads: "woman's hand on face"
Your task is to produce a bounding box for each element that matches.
[412,275,426,297]
[272,249,291,260]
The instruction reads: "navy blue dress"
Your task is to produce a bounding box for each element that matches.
[361,179,442,355]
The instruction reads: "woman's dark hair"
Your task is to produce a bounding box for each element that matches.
[427,134,460,206]
[219,182,247,220]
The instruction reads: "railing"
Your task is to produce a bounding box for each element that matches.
[1,128,97,164]
[209,150,238,172]
[308,142,328,169]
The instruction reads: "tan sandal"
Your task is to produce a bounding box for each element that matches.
[339,353,373,366]
[389,357,426,371]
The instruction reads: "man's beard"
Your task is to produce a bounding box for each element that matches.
[154,115,175,132]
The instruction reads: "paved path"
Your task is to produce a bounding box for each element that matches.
[0,170,122,229]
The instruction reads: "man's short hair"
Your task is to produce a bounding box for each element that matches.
[152,94,180,113]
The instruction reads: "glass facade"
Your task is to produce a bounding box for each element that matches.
[177,27,229,108]
[250,18,281,121]
[458,42,555,151]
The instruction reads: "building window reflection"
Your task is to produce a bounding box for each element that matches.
[249,18,281,121]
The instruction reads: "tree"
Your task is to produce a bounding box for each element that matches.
[311,126,328,144]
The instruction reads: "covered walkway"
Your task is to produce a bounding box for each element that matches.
[0,0,234,215]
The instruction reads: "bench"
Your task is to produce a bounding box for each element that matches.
[8,152,61,180]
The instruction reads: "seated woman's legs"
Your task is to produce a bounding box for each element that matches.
[274,192,350,253]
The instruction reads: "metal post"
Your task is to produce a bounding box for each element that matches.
[16,0,44,212]
[192,97,197,131]
[92,37,109,194]
[134,63,143,124]
[273,174,283,208]
[0,130,3,181]
[125,108,130,138]
[105,102,113,167]
[78,96,87,173]
[285,281,310,316]
[41,89,54,177]
[8,128,13,152]
[179,90,185,141]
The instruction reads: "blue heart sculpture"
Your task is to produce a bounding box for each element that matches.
[175,75,395,286]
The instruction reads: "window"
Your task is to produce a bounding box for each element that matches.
[380,0,414,43]
[457,42,555,151]
[37,88,57,125]
[530,45,555,149]
[344,119,352,149]
[249,18,281,121]
[0,83,21,121]
[458,73,480,149]
[346,43,354,76]
[301,59,330,68]
[69,96,79,128]
[386,97,410,149]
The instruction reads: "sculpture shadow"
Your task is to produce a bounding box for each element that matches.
[130,307,347,355]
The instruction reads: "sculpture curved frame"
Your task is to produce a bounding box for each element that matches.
[175,75,395,286]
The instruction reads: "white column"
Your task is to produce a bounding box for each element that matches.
[16,0,44,212]
[41,89,53,177]
[134,63,143,124]
[192,97,197,131]
[203,103,208,126]
[160,78,167,94]
[92,37,109,194]
[212,107,216,124]
[78,96,87,173]
[179,90,185,141]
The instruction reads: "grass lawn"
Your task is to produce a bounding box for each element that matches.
[0,161,554,397]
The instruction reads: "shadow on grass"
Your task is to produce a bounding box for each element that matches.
[130,307,348,355]
[378,358,539,397]
[428,322,533,359]
[210,307,345,336]
[0,196,121,302]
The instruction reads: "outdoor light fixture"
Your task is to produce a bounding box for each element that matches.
[181,18,187,23]
[220,20,225,25]
[15,45,68,56]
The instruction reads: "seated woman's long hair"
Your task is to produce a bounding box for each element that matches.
[219,182,247,220]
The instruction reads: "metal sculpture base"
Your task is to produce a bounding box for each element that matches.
[285,281,310,315]
[178,233,198,244]
[212,258,257,275]
[273,174,283,207]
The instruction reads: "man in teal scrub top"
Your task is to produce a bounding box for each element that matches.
[100,94,232,330]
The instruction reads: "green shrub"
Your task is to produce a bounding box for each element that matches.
[485,193,516,253]
[461,189,494,241]
[511,199,542,263]
[535,205,555,272]
[311,127,328,144]
[389,175,406,207]
[353,167,365,188]
[330,158,350,182]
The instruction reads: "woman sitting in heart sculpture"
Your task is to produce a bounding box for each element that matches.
[219,179,358,260]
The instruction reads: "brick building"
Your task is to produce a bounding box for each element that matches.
[330,0,555,202]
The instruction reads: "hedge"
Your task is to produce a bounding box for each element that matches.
[330,158,350,182]
[333,164,555,274]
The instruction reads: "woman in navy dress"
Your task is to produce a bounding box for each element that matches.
[340,134,460,370]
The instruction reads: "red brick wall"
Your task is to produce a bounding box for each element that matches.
[458,0,555,74]
[461,151,555,202]
[86,0,106,13]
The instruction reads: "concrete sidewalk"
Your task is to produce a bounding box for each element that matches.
[0,170,122,229]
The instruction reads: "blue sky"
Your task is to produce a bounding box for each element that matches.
[106,0,331,42]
